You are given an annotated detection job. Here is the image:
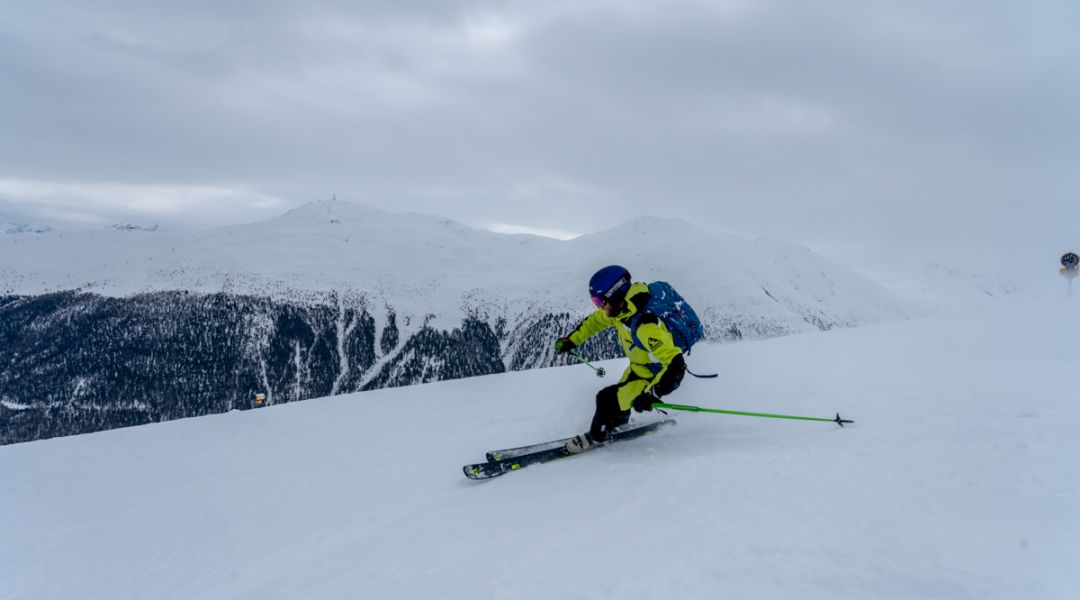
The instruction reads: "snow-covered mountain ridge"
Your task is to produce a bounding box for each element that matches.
[0,199,911,329]
[0,221,52,234]
[1,200,916,444]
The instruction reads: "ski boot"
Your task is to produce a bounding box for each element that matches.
[564,432,599,454]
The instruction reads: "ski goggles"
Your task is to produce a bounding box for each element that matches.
[591,295,606,308]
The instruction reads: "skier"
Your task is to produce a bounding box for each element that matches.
[554,265,687,453]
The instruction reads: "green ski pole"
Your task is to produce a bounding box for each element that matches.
[655,403,854,427]
[569,349,606,378]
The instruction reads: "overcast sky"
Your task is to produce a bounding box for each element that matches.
[1,0,1077,269]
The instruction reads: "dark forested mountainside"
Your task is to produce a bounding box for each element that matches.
[0,291,625,445]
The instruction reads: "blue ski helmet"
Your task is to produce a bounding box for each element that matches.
[589,265,632,307]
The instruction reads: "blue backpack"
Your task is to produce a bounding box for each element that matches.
[629,281,704,355]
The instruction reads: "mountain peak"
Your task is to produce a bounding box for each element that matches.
[574,215,718,248]
[616,214,708,234]
[275,199,479,234]
[1,222,52,234]
[279,199,387,222]
[109,223,160,232]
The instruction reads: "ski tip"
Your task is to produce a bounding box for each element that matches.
[463,463,505,480]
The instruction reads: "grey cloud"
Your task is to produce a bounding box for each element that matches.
[0,0,1076,266]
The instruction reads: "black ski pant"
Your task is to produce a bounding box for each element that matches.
[590,354,686,442]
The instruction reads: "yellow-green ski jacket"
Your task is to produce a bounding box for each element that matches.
[567,282,683,397]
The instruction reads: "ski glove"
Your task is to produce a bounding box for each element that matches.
[554,337,577,354]
[633,388,662,412]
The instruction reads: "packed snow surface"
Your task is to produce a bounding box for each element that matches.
[2,293,1077,599]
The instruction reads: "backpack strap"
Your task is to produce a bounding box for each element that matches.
[686,367,719,379]
[628,312,659,352]
[621,286,652,350]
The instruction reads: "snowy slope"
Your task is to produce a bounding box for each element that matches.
[2,292,1076,600]
[820,246,1028,315]
[0,199,912,336]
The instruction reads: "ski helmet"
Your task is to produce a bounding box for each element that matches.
[589,265,632,307]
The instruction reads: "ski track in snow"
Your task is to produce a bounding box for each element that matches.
[1,292,1077,600]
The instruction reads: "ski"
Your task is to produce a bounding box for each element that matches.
[463,419,676,480]
[485,421,665,462]
[485,436,575,462]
